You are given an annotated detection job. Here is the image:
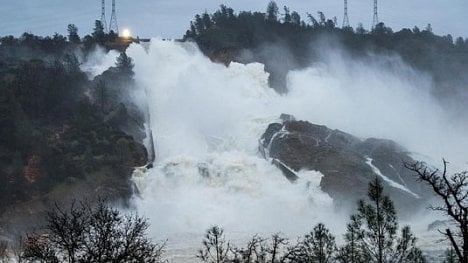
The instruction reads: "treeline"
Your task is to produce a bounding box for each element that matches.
[0,24,145,213]
[184,2,468,98]
[197,178,427,263]
[196,161,467,263]
[10,173,466,262]
[0,20,119,57]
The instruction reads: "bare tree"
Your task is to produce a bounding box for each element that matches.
[22,200,164,263]
[405,160,467,263]
[268,233,290,262]
[233,235,266,263]
[233,233,290,263]
[198,226,232,263]
[198,228,295,263]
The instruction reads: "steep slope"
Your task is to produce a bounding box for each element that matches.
[260,115,431,214]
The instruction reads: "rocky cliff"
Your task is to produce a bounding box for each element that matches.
[260,115,431,214]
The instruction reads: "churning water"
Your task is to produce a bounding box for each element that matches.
[81,39,467,261]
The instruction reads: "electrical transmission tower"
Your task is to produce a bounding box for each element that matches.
[372,0,379,28]
[101,0,107,33]
[109,0,119,34]
[342,0,350,28]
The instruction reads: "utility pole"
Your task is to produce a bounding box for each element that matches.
[109,0,119,34]
[101,0,107,33]
[372,0,379,29]
[343,0,350,28]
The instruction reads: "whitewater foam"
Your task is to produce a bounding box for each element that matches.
[125,40,341,261]
[79,46,120,79]
[119,38,466,260]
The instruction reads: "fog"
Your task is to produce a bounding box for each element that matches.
[282,47,468,167]
[78,45,120,79]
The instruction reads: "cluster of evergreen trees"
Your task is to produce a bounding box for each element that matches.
[0,25,145,211]
[184,2,468,99]
[197,178,428,263]
[0,20,119,56]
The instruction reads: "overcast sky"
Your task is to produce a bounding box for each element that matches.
[0,0,467,39]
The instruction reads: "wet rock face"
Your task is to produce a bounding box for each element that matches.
[260,117,431,214]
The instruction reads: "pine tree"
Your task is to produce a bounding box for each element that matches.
[291,11,301,25]
[67,24,80,44]
[358,177,398,262]
[395,226,426,262]
[115,52,134,77]
[266,1,279,22]
[283,6,291,24]
[337,215,369,263]
[92,20,106,44]
[292,223,336,263]
[349,178,425,262]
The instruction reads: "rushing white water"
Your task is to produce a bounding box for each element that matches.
[79,46,120,79]
[365,157,420,198]
[120,39,467,261]
[126,40,341,261]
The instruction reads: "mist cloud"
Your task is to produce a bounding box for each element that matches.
[278,46,468,167]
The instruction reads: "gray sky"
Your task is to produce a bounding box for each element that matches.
[0,0,466,39]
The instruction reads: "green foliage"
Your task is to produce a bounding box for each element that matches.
[115,52,134,77]
[67,24,80,44]
[343,178,426,262]
[266,1,279,22]
[79,20,118,49]
[291,11,301,25]
[197,181,430,263]
[358,178,398,262]
[337,215,369,263]
[92,20,106,44]
[395,226,427,263]
[0,34,145,211]
[184,4,468,100]
[283,6,291,24]
[292,223,336,263]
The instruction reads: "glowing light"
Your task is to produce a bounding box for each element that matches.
[122,28,131,38]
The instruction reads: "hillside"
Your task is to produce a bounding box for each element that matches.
[184,3,468,112]
[0,28,148,237]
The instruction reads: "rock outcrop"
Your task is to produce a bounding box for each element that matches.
[260,115,430,214]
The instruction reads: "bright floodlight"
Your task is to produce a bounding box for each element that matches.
[122,28,131,38]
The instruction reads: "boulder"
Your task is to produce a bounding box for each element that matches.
[260,116,431,215]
